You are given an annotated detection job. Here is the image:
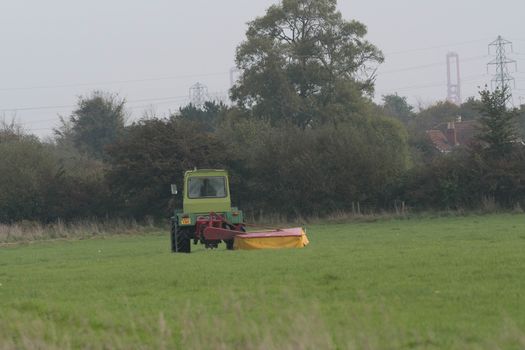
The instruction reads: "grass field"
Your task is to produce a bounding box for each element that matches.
[1,214,524,349]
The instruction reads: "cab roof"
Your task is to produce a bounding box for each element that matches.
[184,169,228,177]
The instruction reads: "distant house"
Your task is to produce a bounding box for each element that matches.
[426,117,478,153]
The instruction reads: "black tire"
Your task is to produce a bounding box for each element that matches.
[179,229,191,253]
[225,239,234,250]
[222,223,234,251]
[170,219,177,252]
[223,224,245,250]
[171,220,191,253]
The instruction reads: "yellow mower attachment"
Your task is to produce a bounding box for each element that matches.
[233,227,309,250]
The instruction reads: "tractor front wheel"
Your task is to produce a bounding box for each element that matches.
[223,224,245,251]
[225,239,234,250]
[171,220,191,253]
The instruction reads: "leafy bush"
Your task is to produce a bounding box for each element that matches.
[106,117,230,218]
[0,137,57,223]
[220,115,409,216]
[0,128,113,223]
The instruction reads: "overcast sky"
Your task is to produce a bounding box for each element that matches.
[0,0,524,137]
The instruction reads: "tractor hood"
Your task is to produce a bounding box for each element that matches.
[183,199,231,215]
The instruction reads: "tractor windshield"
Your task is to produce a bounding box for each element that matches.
[187,176,226,199]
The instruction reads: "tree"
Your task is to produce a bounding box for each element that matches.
[411,101,460,132]
[231,0,383,127]
[381,93,414,125]
[178,101,227,132]
[0,119,27,143]
[476,87,518,157]
[0,123,51,222]
[458,97,483,120]
[517,104,525,139]
[56,91,126,159]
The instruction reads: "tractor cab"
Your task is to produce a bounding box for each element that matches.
[182,169,231,214]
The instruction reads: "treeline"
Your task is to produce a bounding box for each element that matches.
[0,97,410,222]
[1,0,525,223]
[2,88,524,224]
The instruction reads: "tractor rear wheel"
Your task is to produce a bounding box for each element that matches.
[171,220,191,253]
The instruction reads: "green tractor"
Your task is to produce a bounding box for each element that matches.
[170,169,245,253]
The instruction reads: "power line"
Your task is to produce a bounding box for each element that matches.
[0,39,495,93]
[21,105,175,131]
[13,70,492,128]
[15,99,189,126]
[0,103,74,112]
[10,70,490,119]
[0,72,229,92]
[0,93,201,113]
[2,91,229,130]
[1,55,487,97]
[1,37,504,132]
[21,101,188,132]
[384,38,491,56]
[376,74,488,93]
[375,72,487,108]
[377,55,487,75]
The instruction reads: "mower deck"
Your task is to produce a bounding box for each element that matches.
[233,227,309,250]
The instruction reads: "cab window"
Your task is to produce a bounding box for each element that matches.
[187,176,226,198]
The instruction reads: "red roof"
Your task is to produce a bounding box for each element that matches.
[426,129,452,152]
[427,120,478,152]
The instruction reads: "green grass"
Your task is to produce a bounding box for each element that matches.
[1,214,525,349]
